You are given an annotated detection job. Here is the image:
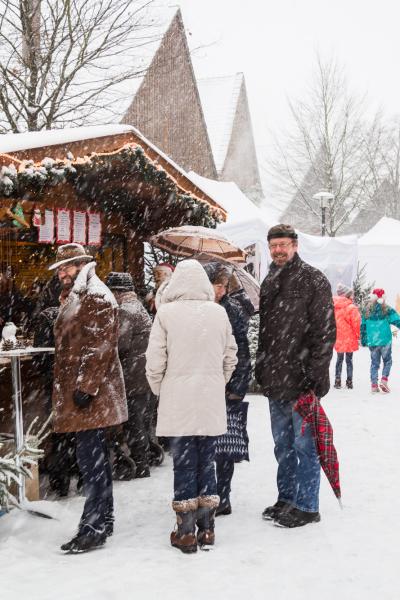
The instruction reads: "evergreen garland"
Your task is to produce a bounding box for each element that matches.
[0,146,221,228]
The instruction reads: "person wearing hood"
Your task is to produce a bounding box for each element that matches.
[333,284,361,390]
[105,272,153,478]
[50,244,128,554]
[145,259,238,553]
[361,288,400,393]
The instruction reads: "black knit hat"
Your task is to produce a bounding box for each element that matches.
[267,224,298,241]
[105,272,134,291]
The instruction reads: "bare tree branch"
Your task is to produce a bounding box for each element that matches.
[0,0,160,132]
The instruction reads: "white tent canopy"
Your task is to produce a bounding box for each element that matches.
[358,217,400,306]
[187,172,359,288]
[296,231,358,294]
[187,172,272,280]
[359,216,400,246]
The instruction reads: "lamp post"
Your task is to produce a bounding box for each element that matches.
[313,191,335,237]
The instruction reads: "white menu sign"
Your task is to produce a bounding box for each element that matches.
[56,209,71,244]
[88,212,101,246]
[38,209,55,244]
[73,211,86,244]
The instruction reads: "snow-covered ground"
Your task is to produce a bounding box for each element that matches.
[1,343,400,600]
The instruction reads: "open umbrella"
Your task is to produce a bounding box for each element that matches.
[294,391,342,504]
[149,225,247,264]
[195,253,260,311]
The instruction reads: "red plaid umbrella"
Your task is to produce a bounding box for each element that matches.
[294,391,342,504]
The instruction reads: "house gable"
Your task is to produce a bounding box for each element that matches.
[122,10,216,179]
[198,74,263,205]
[220,75,263,205]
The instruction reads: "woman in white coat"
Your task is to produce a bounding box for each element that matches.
[145,259,238,553]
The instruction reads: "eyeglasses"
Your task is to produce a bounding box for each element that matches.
[268,242,293,250]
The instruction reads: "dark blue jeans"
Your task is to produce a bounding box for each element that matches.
[216,456,234,508]
[76,428,113,534]
[370,344,392,384]
[335,352,353,380]
[269,399,321,513]
[169,436,217,501]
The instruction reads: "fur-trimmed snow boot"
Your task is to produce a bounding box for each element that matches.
[196,495,219,547]
[170,498,198,554]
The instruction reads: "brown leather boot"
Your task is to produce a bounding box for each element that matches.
[196,495,219,547]
[170,499,198,554]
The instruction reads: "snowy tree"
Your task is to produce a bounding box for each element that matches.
[353,262,374,311]
[0,0,159,132]
[272,56,377,236]
[366,118,400,221]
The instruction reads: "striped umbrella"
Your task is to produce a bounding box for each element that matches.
[149,225,247,264]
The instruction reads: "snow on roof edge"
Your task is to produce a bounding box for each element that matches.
[0,124,135,154]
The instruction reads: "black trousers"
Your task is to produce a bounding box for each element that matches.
[124,391,154,467]
[76,428,113,534]
[216,456,235,508]
[47,432,77,494]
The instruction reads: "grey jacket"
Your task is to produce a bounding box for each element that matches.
[114,290,152,396]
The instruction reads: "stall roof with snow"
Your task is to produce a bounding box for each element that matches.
[0,124,226,227]
[0,124,226,290]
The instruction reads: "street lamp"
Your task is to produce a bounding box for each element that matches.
[313,191,335,237]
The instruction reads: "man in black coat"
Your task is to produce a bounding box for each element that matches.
[255,224,336,528]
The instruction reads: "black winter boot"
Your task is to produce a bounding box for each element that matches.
[262,500,291,521]
[61,528,107,554]
[170,499,198,554]
[334,378,341,389]
[346,379,353,389]
[274,507,321,528]
[196,495,219,547]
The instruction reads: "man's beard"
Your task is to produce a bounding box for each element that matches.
[272,253,288,265]
[60,274,78,290]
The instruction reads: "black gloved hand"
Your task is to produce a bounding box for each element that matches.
[73,389,94,409]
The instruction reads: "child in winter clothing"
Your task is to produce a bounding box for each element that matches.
[361,288,400,393]
[333,284,361,389]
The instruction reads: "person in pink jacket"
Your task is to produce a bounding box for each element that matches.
[333,284,361,389]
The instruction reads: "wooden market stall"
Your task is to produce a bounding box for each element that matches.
[0,124,227,434]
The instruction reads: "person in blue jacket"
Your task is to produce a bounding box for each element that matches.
[361,288,400,393]
[204,262,252,516]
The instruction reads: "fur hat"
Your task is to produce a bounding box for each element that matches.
[267,224,298,242]
[336,283,353,298]
[105,272,134,291]
[48,243,92,270]
[370,288,386,304]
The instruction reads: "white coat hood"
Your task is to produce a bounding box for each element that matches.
[162,259,215,304]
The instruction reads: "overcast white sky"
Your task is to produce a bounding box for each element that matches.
[176,0,400,202]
